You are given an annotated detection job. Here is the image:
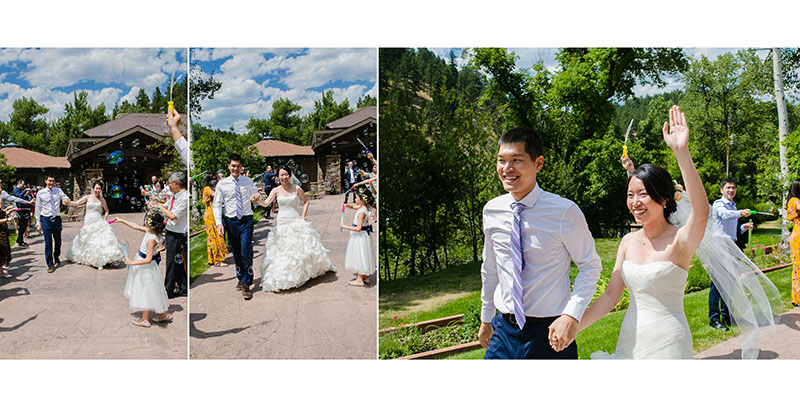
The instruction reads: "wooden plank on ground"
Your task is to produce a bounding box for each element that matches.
[396,341,482,360]
[379,314,464,335]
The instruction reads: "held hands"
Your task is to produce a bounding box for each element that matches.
[478,322,493,349]
[548,314,578,352]
[662,105,690,151]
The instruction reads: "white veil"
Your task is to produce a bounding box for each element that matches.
[669,191,783,359]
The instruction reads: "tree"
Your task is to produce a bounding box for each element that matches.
[8,97,50,153]
[49,91,109,156]
[302,90,354,143]
[246,98,304,145]
[357,94,376,108]
[189,60,222,122]
[135,88,151,111]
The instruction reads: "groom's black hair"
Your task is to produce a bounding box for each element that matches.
[498,127,543,160]
[228,153,242,164]
[631,164,677,222]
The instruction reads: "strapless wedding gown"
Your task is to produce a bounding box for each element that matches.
[260,195,336,291]
[592,261,693,359]
[65,200,125,269]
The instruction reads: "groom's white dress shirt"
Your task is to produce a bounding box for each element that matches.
[212,175,258,226]
[34,187,68,224]
[480,183,601,323]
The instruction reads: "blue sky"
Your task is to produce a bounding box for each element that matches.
[431,48,795,100]
[191,48,377,133]
[0,48,186,123]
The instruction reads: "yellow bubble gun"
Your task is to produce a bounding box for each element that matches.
[621,119,633,168]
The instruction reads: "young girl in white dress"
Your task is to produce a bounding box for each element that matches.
[113,210,172,327]
[340,187,375,287]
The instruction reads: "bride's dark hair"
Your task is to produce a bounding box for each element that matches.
[92,180,104,190]
[630,164,677,222]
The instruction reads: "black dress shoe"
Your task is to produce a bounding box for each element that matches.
[19,242,28,247]
[710,320,729,331]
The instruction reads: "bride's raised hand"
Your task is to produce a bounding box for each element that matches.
[662,105,689,151]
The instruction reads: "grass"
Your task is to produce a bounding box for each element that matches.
[380,226,796,359]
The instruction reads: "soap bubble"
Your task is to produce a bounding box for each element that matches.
[108,150,124,164]
[299,173,309,183]
[174,254,184,264]
[110,185,124,198]
[131,138,140,148]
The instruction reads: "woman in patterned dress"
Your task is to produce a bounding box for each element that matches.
[786,179,800,306]
[203,175,227,266]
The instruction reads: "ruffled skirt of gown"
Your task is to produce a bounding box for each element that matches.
[66,213,125,268]
[260,217,336,291]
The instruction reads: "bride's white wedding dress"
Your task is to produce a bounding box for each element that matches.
[593,261,693,359]
[65,200,125,269]
[260,195,336,291]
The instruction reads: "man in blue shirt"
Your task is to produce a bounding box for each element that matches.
[261,165,277,219]
[710,178,753,331]
[11,179,34,246]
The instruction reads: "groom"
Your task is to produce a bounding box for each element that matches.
[478,127,601,359]
[213,154,260,300]
[34,175,71,273]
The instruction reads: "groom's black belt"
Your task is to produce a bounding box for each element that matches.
[502,313,558,327]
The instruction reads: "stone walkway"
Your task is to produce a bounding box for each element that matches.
[696,306,800,359]
[189,194,377,359]
[0,212,188,359]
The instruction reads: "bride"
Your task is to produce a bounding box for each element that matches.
[65,181,125,270]
[575,105,779,359]
[256,167,336,291]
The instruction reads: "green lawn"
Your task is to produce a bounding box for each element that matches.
[381,229,795,359]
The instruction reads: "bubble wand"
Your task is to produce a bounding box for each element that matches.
[356,137,371,155]
[123,243,129,270]
[621,119,633,167]
[340,204,345,232]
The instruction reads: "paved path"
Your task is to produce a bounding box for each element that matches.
[696,306,800,359]
[189,194,377,359]
[0,212,188,359]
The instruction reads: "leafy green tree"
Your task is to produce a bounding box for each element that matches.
[356,94,376,108]
[135,88,151,111]
[8,97,50,152]
[247,98,304,144]
[189,60,222,122]
[302,90,353,143]
[49,91,108,155]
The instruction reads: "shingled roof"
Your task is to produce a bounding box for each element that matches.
[325,106,376,129]
[83,113,178,137]
[252,139,314,157]
[0,147,70,168]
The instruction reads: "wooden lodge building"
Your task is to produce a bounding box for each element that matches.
[3,113,182,213]
[252,106,377,197]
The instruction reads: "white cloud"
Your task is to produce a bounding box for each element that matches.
[197,48,376,132]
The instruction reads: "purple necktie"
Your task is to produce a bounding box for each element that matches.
[511,202,526,329]
[50,189,58,216]
[234,178,243,219]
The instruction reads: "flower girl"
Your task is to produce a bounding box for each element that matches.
[339,187,376,287]
[113,210,172,327]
